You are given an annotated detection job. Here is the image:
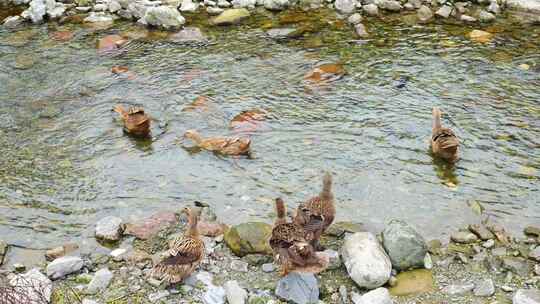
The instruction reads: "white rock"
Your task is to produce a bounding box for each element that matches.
[110,248,128,261]
[341,232,392,289]
[375,0,401,11]
[231,0,256,7]
[435,5,452,18]
[138,6,186,29]
[108,0,122,12]
[207,6,225,13]
[417,5,433,22]
[460,14,477,22]
[224,280,248,304]
[21,0,47,23]
[483,239,495,248]
[94,3,108,10]
[217,0,232,6]
[148,290,170,302]
[3,16,23,28]
[263,0,289,10]
[127,2,148,18]
[506,0,540,13]
[82,299,99,304]
[424,253,433,269]
[352,288,393,304]
[86,268,113,294]
[347,12,362,24]
[9,269,53,302]
[335,0,356,13]
[180,0,199,11]
[84,12,114,22]
[45,0,66,19]
[362,3,379,15]
[46,256,84,279]
[203,285,226,304]
[95,216,123,241]
[513,289,540,304]
[488,1,501,13]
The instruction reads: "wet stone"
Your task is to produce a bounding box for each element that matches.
[211,8,250,25]
[417,5,433,23]
[46,256,84,279]
[124,211,178,240]
[169,27,208,43]
[473,279,495,297]
[354,23,369,38]
[267,28,298,39]
[45,243,79,261]
[95,216,124,242]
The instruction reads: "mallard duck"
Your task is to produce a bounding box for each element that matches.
[151,207,205,284]
[293,172,335,250]
[431,107,459,162]
[269,198,328,276]
[183,130,251,156]
[113,105,151,138]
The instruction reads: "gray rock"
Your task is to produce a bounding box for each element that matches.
[528,246,540,262]
[442,283,475,295]
[224,280,248,304]
[262,263,275,272]
[180,0,199,11]
[117,9,134,19]
[139,6,186,29]
[84,12,114,22]
[473,279,495,297]
[170,27,208,42]
[45,0,66,19]
[323,249,341,270]
[230,260,249,272]
[95,216,124,242]
[354,23,369,37]
[341,232,392,289]
[267,28,297,39]
[21,0,47,23]
[492,247,507,256]
[407,0,421,8]
[382,220,427,271]
[451,231,478,244]
[203,285,226,304]
[276,273,319,304]
[94,3,108,10]
[351,288,393,304]
[363,3,379,15]
[460,14,477,22]
[148,290,170,302]
[506,0,540,13]
[3,16,23,28]
[488,1,501,14]
[375,0,401,11]
[339,285,348,303]
[108,0,122,12]
[469,224,494,240]
[127,2,148,18]
[513,289,540,304]
[232,0,256,7]
[335,0,356,13]
[435,5,452,18]
[264,0,289,10]
[9,269,53,302]
[502,257,530,277]
[46,256,84,279]
[535,264,540,276]
[347,13,362,24]
[184,271,214,288]
[86,268,113,294]
[417,5,433,22]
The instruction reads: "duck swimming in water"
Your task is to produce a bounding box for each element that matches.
[431,107,459,162]
[113,105,151,138]
[183,129,251,156]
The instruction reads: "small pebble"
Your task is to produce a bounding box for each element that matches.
[230,260,249,272]
[483,239,495,248]
[501,285,514,292]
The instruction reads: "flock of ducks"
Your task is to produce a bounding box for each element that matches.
[112,103,460,284]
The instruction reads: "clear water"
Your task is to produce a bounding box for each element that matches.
[0,9,539,250]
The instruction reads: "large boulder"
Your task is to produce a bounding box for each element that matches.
[211,8,250,25]
[95,216,124,241]
[382,219,427,271]
[341,232,392,289]
[46,256,84,279]
[9,269,53,302]
[224,222,272,257]
[138,6,186,30]
[275,273,319,304]
[513,289,540,304]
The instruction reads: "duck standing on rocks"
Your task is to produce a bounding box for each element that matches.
[431,107,459,162]
[183,129,251,156]
[293,172,335,250]
[270,198,329,276]
[151,207,205,284]
[113,105,151,138]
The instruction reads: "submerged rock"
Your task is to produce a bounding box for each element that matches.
[382,219,427,271]
[211,8,250,25]
[304,63,345,84]
[468,29,493,43]
[224,222,272,257]
[46,256,84,279]
[95,216,124,241]
[275,272,319,304]
[341,232,392,289]
[9,269,53,302]
[389,269,434,296]
[139,6,186,30]
[86,268,113,294]
[513,289,540,304]
[352,288,392,304]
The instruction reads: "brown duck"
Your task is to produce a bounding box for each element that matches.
[151,207,205,284]
[269,198,328,276]
[113,105,151,138]
[293,172,335,250]
[183,130,251,156]
[431,107,459,162]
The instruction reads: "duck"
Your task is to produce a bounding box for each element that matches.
[151,207,205,284]
[183,130,251,156]
[113,105,151,138]
[269,198,329,276]
[431,107,459,162]
[293,172,335,250]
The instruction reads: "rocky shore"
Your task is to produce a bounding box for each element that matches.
[1,203,539,304]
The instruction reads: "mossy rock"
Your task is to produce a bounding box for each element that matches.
[224,222,273,257]
[389,269,435,296]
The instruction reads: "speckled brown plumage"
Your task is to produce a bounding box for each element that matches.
[183,129,251,156]
[293,172,335,250]
[113,105,151,138]
[431,107,459,162]
[151,208,205,284]
[270,198,328,276]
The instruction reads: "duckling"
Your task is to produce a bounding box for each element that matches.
[113,105,151,138]
[151,207,205,284]
[183,130,251,156]
[269,198,328,276]
[431,107,459,162]
[293,172,335,250]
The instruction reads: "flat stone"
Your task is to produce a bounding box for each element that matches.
[352,288,392,304]
[211,8,250,25]
[95,216,124,242]
[224,280,248,304]
[276,273,319,304]
[513,289,540,304]
[469,224,495,240]
[451,231,478,244]
[389,269,434,296]
[502,257,530,276]
[170,27,208,43]
[473,279,495,297]
[86,268,113,294]
[46,256,84,279]
[442,283,475,295]
[266,28,298,39]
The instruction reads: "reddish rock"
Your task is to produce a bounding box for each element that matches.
[198,221,228,237]
[50,30,74,42]
[97,34,128,52]
[124,211,178,240]
[304,63,346,84]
